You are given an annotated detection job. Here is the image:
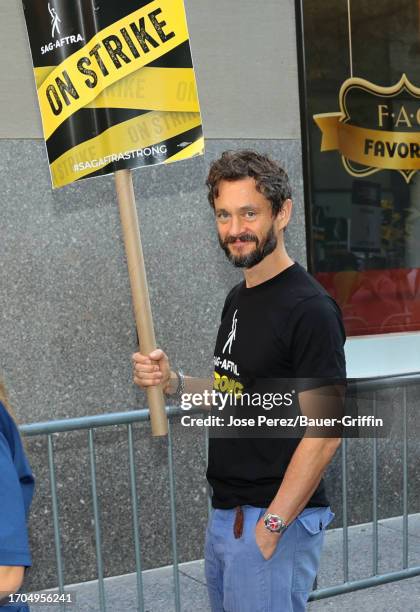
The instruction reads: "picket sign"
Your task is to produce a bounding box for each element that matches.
[23,0,204,435]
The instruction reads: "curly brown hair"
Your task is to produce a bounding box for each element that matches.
[206,150,292,216]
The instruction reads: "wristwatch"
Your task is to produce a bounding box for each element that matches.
[263,513,288,534]
[166,369,185,404]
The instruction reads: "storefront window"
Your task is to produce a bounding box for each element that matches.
[296,0,420,335]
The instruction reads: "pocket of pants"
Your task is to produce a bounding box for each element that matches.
[292,507,334,592]
[296,507,335,536]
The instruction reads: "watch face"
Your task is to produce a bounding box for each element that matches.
[264,513,286,533]
[266,515,281,531]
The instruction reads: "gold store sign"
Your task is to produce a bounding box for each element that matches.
[314,74,420,183]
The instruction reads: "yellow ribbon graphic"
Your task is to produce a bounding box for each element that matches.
[314,113,420,170]
[35,66,200,114]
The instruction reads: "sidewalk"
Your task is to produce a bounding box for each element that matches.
[39,514,420,611]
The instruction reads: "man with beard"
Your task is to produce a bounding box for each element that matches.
[132,150,346,611]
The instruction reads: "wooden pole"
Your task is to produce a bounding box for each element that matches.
[114,169,168,436]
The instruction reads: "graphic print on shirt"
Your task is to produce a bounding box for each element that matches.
[222,309,238,354]
[214,308,243,398]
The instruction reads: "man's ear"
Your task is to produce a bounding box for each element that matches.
[275,199,293,230]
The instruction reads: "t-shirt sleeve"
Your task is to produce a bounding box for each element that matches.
[0,433,32,567]
[288,294,347,389]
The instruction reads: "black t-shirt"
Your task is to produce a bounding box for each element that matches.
[206,262,346,509]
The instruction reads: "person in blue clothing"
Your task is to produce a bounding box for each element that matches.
[0,382,35,611]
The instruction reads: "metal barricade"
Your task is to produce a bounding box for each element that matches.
[20,373,420,610]
[309,372,420,601]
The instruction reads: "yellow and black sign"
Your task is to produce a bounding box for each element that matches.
[314,74,420,184]
[23,0,203,188]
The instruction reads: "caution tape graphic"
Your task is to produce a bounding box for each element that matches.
[35,66,200,113]
[51,111,202,188]
[24,0,204,188]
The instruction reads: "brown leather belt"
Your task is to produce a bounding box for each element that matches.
[233,506,244,538]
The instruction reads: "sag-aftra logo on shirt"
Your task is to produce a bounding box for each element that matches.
[222,309,238,354]
[214,309,243,396]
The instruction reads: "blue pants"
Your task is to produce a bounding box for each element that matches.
[205,505,334,612]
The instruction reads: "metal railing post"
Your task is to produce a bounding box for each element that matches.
[88,429,106,612]
[47,434,65,610]
[342,436,349,583]
[127,423,145,611]
[372,392,378,576]
[402,388,408,569]
[167,421,181,612]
